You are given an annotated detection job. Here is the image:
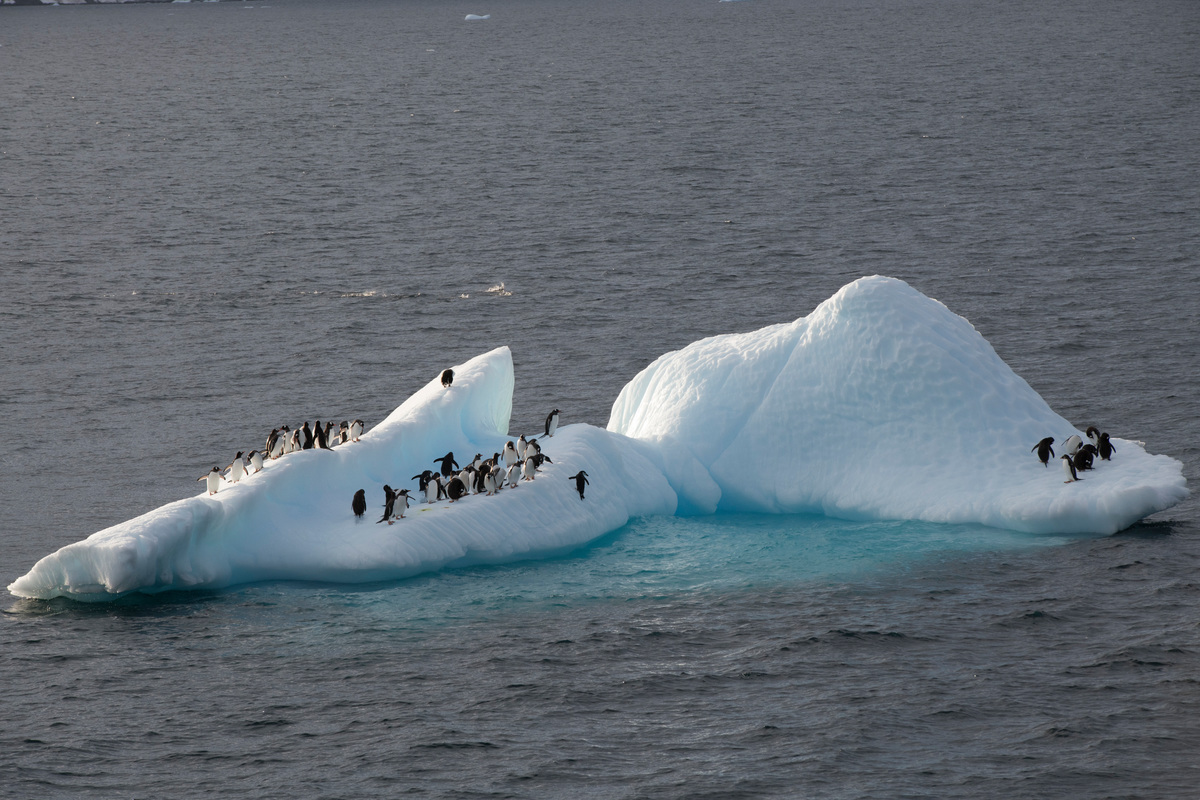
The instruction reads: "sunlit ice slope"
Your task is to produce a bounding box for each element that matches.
[9,348,676,601]
[609,276,1187,533]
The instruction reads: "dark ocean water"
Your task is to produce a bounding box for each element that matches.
[2,0,1199,796]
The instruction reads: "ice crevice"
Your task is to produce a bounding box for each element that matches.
[9,276,1188,601]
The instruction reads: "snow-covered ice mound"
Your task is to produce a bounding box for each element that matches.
[9,348,676,601]
[608,276,1187,533]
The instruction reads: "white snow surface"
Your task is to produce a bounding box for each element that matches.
[9,348,676,601]
[609,276,1187,532]
[10,277,1188,601]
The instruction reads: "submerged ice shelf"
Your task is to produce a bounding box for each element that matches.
[9,277,1188,601]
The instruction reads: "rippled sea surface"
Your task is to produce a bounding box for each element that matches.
[2,0,1198,796]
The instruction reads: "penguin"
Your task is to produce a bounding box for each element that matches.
[516,434,528,460]
[473,466,488,495]
[1032,437,1055,467]
[1061,454,1079,483]
[569,470,589,500]
[339,421,350,445]
[483,468,498,496]
[350,419,364,442]
[446,476,467,502]
[441,368,454,388]
[248,450,264,474]
[545,409,561,438]
[225,452,248,483]
[289,428,303,453]
[265,428,280,458]
[377,485,397,524]
[458,466,476,495]
[1086,426,1102,448]
[505,463,520,488]
[502,441,518,468]
[533,452,553,469]
[425,474,441,504]
[352,489,367,519]
[1073,447,1094,473]
[198,466,221,496]
[412,469,433,495]
[394,489,411,519]
[470,453,484,470]
[527,438,541,458]
[1062,434,1083,457]
[301,422,314,450]
[435,451,459,478]
[269,426,288,459]
[521,458,536,482]
[1098,432,1116,461]
[320,421,336,450]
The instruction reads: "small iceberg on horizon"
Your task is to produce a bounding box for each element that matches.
[465,14,490,21]
[9,277,1187,602]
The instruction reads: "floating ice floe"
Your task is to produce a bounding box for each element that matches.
[465,14,490,21]
[9,277,1187,601]
[609,276,1187,532]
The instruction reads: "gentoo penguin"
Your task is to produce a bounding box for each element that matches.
[352,489,367,519]
[377,485,397,524]
[531,452,552,471]
[483,468,498,496]
[198,466,221,496]
[505,463,520,488]
[1086,426,1102,448]
[225,452,248,483]
[265,428,280,458]
[446,476,467,502]
[248,450,264,473]
[1032,437,1055,467]
[269,427,287,459]
[412,470,433,494]
[1061,454,1079,483]
[1098,432,1116,461]
[288,428,302,453]
[1062,434,1083,457]
[394,489,411,519]
[441,368,454,388]
[1075,444,1097,471]
[502,441,518,468]
[425,474,441,504]
[435,451,459,478]
[545,409,561,438]
[313,420,332,450]
[527,438,541,458]
[458,466,476,495]
[339,421,350,445]
[473,466,488,494]
[516,434,528,460]
[569,470,589,500]
[301,422,314,450]
[350,419,364,442]
[320,421,336,450]
[521,458,536,482]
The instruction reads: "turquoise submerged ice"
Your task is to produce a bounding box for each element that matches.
[9,277,1187,601]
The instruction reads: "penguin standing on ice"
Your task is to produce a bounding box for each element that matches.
[350,419,364,442]
[441,368,454,388]
[377,485,397,523]
[569,470,589,500]
[265,429,280,458]
[352,489,367,519]
[521,458,536,482]
[225,452,248,483]
[1074,445,1097,472]
[394,489,411,519]
[301,422,314,450]
[505,462,520,488]
[516,434,528,461]
[288,428,303,453]
[1062,434,1083,457]
[1061,454,1080,483]
[446,476,467,502]
[1098,432,1116,461]
[1086,426,1102,449]
[248,450,264,474]
[199,467,222,496]
[1032,437,1055,467]
[435,452,459,478]
[339,421,350,445]
[545,409,561,438]
[503,441,518,468]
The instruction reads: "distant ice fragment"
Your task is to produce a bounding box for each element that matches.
[465,14,490,20]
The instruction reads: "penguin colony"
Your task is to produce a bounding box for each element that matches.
[197,417,364,495]
[194,368,589,525]
[1032,425,1117,484]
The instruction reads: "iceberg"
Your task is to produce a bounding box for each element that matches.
[9,277,1187,602]
[8,348,676,601]
[609,276,1187,533]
